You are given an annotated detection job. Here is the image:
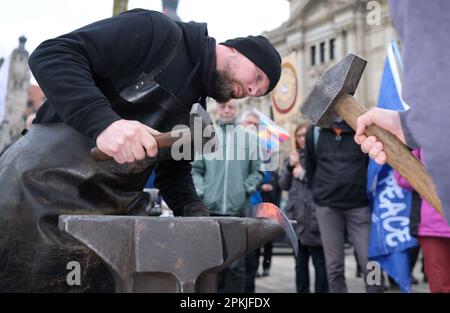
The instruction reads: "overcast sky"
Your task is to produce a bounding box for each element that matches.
[0,0,290,58]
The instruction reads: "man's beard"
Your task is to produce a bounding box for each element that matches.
[212,70,235,103]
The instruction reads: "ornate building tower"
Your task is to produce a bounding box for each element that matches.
[0,36,31,152]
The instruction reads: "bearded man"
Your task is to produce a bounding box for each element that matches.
[0,8,281,292]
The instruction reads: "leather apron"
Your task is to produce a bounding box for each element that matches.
[0,29,190,292]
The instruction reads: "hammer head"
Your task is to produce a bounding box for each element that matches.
[189,103,218,154]
[300,54,367,127]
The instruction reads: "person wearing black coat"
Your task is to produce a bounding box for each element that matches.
[0,9,282,292]
[304,119,383,293]
[279,124,328,293]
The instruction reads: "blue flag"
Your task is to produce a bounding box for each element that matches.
[367,41,418,293]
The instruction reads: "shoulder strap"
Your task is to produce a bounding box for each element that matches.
[119,26,183,103]
[149,26,183,77]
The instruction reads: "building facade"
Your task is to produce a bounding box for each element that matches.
[223,0,399,164]
[267,0,397,109]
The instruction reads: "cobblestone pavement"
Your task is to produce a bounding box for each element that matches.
[255,247,430,293]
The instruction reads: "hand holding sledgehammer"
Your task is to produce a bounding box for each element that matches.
[91,103,217,162]
[300,54,443,216]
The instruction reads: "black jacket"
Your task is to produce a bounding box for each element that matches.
[28,9,214,215]
[279,149,322,246]
[304,123,369,210]
[29,9,213,139]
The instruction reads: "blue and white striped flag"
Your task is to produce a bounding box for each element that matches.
[367,41,418,293]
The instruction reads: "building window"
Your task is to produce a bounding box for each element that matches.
[320,41,326,63]
[310,45,316,66]
[329,38,335,60]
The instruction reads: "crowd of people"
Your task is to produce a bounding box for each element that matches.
[1,1,449,293]
[188,96,450,293]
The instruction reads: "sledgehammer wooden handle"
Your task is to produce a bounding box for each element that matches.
[336,94,443,216]
[90,130,187,161]
[90,148,114,161]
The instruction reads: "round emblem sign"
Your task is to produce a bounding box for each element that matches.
[272,63,298,114]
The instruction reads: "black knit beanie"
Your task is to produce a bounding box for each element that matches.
[221,35,281,95]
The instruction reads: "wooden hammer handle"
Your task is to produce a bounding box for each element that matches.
[90,128,189,161]
[336,94,443,216]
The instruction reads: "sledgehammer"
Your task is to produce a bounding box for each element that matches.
[300,54,443,216]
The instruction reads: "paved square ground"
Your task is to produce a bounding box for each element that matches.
[255,248,429,293]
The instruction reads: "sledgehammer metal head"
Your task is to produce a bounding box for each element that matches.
[189,103,217,153]
[300,54,367,127]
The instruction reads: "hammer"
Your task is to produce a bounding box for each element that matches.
[300,54,443,215]
[91,103,216,161]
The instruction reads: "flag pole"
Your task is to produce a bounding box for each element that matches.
[290,123,297,152]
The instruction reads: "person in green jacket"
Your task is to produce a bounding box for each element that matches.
[192,99,262,217]
[191,99,262,292]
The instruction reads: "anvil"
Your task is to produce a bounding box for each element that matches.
[58,215,285,293]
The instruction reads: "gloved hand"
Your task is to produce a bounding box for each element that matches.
[182,202,209,217]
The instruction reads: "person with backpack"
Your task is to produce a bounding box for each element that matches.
[304,118,383,293]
